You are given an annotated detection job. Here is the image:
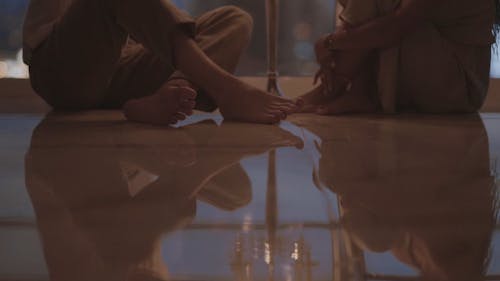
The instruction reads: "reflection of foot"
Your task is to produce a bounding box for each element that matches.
[123,83,197,126]
[212,122,305,152]
[296,85,330,113]
[197,163,252,211]
[175,121,304,198]
[215,81,301,124]
[120,125,198,168]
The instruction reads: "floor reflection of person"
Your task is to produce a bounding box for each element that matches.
[306,115,496,281]
[298,0,496,115]
[24,114,303,281]
[23,0,300,126]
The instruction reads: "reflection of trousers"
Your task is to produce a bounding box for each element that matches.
[338,0,491,113]
[29,4,252,111]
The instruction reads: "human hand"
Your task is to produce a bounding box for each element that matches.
[314,35,353,98]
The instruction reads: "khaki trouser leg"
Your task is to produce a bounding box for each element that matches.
[29,0,251,110]
[104,6,253,110]
[29,0,192,110]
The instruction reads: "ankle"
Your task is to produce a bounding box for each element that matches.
[208,75,243,102]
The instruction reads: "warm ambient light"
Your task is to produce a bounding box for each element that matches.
[492,37,500,78]
[0,61,7,78]
[0,50,29,78]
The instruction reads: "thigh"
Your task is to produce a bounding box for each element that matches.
[30,0,128,109]
[399,25,475,113]
[103,39,175,108]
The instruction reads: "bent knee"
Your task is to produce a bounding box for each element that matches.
[217,6,254,37]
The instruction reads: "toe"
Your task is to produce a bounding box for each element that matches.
[273,111,287,120]
[255,114,280,124]
[174,113,187,121]
[181,99,196,108]
[316,103,341,115]
[179,86,197,100]
[299,104,319,113]
[269,112,284,123]
[295,98,305,107]
[179,107,194,116]
[283,104,299,114]
[172,86,197,101]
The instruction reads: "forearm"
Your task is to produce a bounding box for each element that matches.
[332,14,406,49]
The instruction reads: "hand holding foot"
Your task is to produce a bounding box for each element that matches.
[123,80,197,126]
[296,85,330,113]
[298,63,378,115]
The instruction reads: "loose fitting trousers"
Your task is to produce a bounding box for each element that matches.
[339,0,491,113]
[28,2,253,111]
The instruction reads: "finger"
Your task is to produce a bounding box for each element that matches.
[326,69,337,94]
[314,70,322,85]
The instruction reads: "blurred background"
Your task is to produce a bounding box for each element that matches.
[0,0,335,78]
[0,0,499,78]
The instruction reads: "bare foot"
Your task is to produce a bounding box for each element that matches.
[317,60,379,115]
[317,90,377,115]
[296,85,331,113]
[214,80,302,124]
[123,81,197,126]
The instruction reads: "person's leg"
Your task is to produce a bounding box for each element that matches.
[297,0,400,114]
[31,0,296,124]
[115,4,296,124]
[28,0,128,109]
[104,6,253,124]
[399,24,491,113]
[171,5,255,112]
[107,0,297,124]
[28,0,196,116]
[102,39,196,125]
[105,6,252,121]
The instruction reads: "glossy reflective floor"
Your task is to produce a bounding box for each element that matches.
[1,111,500,281]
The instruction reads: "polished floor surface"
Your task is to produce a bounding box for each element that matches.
[1,111,500,281]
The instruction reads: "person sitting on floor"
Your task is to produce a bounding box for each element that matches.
[23,0,301,125]
[298,0,496,115]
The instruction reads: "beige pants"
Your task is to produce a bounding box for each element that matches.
[339,0,491,113]
[29,4,252,111]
